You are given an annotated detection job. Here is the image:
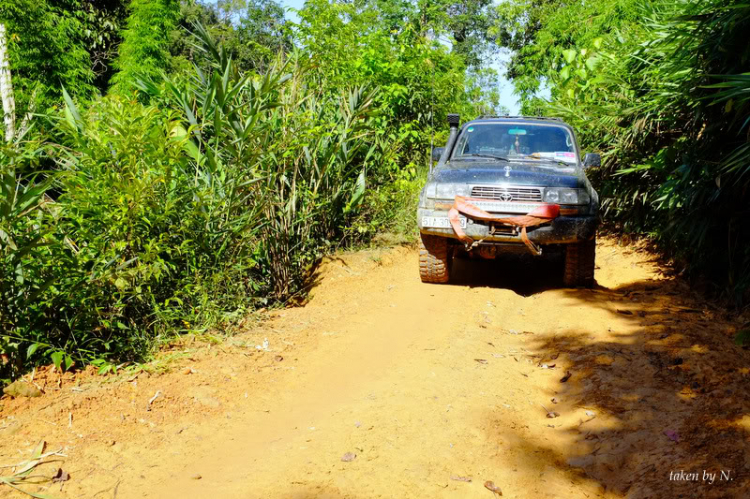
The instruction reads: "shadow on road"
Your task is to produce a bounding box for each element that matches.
[449,251,567,296]
[486,277,750,498]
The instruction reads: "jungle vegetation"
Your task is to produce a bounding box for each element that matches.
[1,0,749,379]
[496,0,750,305]
[0,0,500,379]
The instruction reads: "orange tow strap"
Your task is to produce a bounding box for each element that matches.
[448,196,560,255]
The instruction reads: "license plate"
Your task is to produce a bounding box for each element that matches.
[422,216,466,229]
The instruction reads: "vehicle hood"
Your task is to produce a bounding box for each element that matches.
[433,161,585,188]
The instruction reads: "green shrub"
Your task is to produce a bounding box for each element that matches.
[498,0,750,303]
[2,95,264,378]
[0,6,500,380]
[0,130,56,377]
[0,24,382,380]
[109,0,180,95]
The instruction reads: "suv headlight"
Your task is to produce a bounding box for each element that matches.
[435,183,469,200]
[544,188,590,205]
[419,189,435,209]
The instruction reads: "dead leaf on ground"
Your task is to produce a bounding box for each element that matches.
[147,390,161,411]
[664,430,680,442]
[676,307,703,314]
[450,475,472,482]
[474,359,488,364]
[484,480,503,495]
[52,468,70,483]
[341,452,357,462]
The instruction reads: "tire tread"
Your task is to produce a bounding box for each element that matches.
[419,234,451,283]
[564,238,596,288]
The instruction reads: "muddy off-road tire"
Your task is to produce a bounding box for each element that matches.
[419,234,451,283]
[564,238,596,288]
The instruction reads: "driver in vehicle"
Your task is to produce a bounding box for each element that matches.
[455,125,576,160]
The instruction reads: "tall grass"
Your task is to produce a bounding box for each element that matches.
[544,0,750,303]
[0,25,382,380]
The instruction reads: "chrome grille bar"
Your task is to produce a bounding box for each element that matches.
[470,186,543,202]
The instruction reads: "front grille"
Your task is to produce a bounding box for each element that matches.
[471,186,543,202]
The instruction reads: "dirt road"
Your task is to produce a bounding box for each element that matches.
[2,239,749,498]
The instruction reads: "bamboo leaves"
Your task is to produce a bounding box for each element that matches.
[518,0,750,302]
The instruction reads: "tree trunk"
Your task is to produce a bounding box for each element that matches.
[0,23,16,142]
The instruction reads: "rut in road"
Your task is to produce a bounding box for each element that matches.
[2,238,748,499]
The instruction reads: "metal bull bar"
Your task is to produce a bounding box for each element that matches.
[448,196,560,256]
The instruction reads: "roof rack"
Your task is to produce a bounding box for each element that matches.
[476,115,564,121]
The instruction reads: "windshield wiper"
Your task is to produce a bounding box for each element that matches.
[453,154,510,162]
[522,156,571,167]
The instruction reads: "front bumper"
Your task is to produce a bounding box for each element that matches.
[417,208,598,245]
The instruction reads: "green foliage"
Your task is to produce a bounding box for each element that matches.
[1,23,385,380]
[0,0,96,116]
[346,165,428,246]
[735,329,750,347]
[81,0,129,91]
[373,0,498,68]
[3,97,205,375]
[496,0,641,105]
[0,130,56,380]
[140,23,383,296]
[170,0,291,76]
[109,0,180,95]
[296,0,497,178]
[428,0,499,68]
[1,0,502,380]
[497,0,750,302]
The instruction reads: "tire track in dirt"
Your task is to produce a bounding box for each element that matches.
[2,239,748,498]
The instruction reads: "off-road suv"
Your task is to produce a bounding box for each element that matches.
[417,114,600,287]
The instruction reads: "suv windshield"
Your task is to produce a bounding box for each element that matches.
[452,123,578,164]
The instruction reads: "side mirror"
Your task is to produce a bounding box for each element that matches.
[583,153,601,168]
[431,147,445,163]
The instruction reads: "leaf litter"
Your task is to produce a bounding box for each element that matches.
[0,440,67,498]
